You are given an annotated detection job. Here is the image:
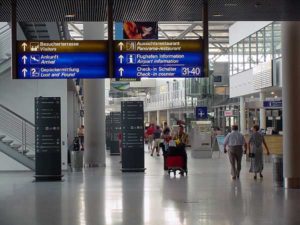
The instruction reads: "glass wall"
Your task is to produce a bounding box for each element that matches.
[229,22,281,75]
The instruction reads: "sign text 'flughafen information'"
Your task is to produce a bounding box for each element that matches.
[17,41,108,79]
[114,40,204,78]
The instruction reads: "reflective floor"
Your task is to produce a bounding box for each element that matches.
[1,149,300,225]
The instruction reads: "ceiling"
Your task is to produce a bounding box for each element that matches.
[67,21,233,61]
[0,0,300,22]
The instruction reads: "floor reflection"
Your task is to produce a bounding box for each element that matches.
[162,174,188,225]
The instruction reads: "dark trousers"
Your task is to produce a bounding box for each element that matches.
[228,145,243,177]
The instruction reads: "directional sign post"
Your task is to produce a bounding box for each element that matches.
[16,41,109,79]
[114,40,204,78]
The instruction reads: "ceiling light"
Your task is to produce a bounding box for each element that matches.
[213,13,223,17]
[254,2,263,8]
[65,14,76,18]
[274,96,278,99]
[271,91,275,95]
[225,3,237,7]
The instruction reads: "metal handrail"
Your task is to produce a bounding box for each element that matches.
[0,23,11,63]
[0,104,34,126]
[0,104,35,154]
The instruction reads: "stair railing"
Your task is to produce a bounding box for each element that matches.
[0,104,35,155]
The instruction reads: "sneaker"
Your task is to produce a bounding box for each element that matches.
[150,154,153,156]
[232,176,236,180]
[254,175,257,180]
[260,173,263,178]
[157,154,160,156]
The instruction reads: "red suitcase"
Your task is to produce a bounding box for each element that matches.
[166,155,186,176]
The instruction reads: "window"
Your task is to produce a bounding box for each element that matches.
[244,37,251,70]
[250,33,258,66]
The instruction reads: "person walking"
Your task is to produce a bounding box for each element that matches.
[161,127,172,170]
[146,124,155,152]
[151,125,162,156]
[77,125,85,150]
[223,125,247,180]
[246,125,270,179]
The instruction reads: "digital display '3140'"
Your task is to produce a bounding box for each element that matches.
[181,67,202,76]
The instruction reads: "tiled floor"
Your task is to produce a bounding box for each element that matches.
[0,148,300,225]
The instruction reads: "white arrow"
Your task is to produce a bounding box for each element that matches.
[22,68,28,77]
[119,68,124,77]
[118,42,124,51]
[118,55,124,64]
[21,43,27,51]
[22,55,28,65]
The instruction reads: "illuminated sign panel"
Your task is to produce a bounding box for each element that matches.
[16,41,108,79]
[114,40,204,78]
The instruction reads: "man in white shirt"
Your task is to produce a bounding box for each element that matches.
[224,125,247,179]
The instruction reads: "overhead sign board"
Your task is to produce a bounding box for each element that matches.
[114,40,204,78]
[16,41,108,79]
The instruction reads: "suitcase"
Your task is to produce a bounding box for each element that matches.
[166,155,187,176]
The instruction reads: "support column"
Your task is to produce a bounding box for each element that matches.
[147,112,150,123]
[156,110,160,126]
[282,22,300,188]
[166,109,170,126]
[83,22,106,167]
[240,96,246,134]
[178,112,183,121]
[259,92,266,130]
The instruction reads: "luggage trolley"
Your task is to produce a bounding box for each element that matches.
[166,155,187,176]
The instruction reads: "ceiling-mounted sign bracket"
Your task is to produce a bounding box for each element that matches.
[202,0,209,78]
[11,0,17,79]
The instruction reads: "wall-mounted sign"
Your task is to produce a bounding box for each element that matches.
[195,107,208,119]
[114,40,204,78]
[224,110,233,117]
[263,100,282,108]
[213,75,222,82]
[16,41,108,79]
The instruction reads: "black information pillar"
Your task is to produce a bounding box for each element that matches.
[35,97,62,181]
[110,112,121,155]
[121,101,145,172]
[106,115,111,151]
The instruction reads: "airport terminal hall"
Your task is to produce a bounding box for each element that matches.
[1,0,300,224]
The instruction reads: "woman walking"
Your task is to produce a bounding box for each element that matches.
[247,125,270,179]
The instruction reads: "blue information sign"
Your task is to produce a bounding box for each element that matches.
[195,107,208,119]
[114,40,204,78]
[16,41,108,79]
[263,100,282,108]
